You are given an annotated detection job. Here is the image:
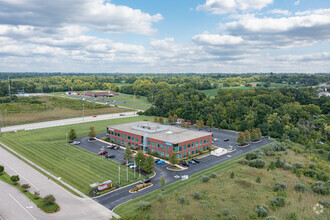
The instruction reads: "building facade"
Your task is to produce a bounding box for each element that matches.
[107,121,212,159]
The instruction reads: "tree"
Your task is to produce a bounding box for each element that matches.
[256,128,262,139]
[43,194,56,205]
[34,191,40,200]
[153,116,158,123]
[236,132,246,145]
[68,128,77,141]
[160,176,166,186]
[206,114,215,127]
[0,165,4,175]
[88,126,96,139]
[251,129,258,141]
[169,151,179,165]
[168,115,173,123]
[173,114,178,123]
[123,147,133,161]
[21,184,30,192]
[244,130,251,142]
[143,156,155,173]
[10,175,20,185]
[135,150,146,168]
[159,117,164,124]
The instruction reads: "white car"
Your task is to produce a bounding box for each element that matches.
[129,165,137,169]
[72,141,80,145]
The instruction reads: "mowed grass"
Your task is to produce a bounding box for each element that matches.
[0,116,154,195]
[104,93,151,108]
[115,147,329,219]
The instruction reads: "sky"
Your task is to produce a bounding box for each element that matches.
[0,0,329,73]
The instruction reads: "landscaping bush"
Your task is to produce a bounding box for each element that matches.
[222,208,230,216]
[245,150,265,160]
[270,196,285,207]
[283,163,292,171]
[254,205,269,217]
[230,172,235,178]
[0,165,4,174]
[178,196,186,204]
[193,192,202,200]
[238,158,248,165]
[201,176,210,183]
[210,173,216,178]
[312,181,329,195]
[265,216,277,220]
[256,176,261,183]
[274,182,287,191]
[318,200,330,208]
[294,183,307,193]
[138,201,151,211]
[10,175,20,185]
[271,142,287,151]
[43,194,56,205]
[21,184,30,192]
[248,159,266,168]
[269,161,275,170]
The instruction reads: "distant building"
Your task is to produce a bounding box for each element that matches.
[250,84,257,87]
[107,121,212,159]
[66,91,77,95]
[318,92,330,97]
[81,91,119,98]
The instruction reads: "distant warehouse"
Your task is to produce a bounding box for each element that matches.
[107,121,212,159]
[81,90,119,98]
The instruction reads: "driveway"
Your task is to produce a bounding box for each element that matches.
[74,134,272,210]
[0,145,117,220]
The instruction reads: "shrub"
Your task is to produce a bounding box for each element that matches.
[245,150,265,160]
[248,159,266,168]
[275,157,284,168]
[10,175,20,185]
[238,158,248,165]
[269,161,275,170]
[294,183,307,193]
[256,176,261,183]
[312,181,329,195]
[43,194,56,205]
[193,192,202,200]
[287,212,297,220]
[222,208,230,216]
[293,163,305,170]
[230,172,235,178]
[178,196,186,204]
[138,201,151,211]
[270,196,285,207]
[227,215,237,220]
[265,217,277,220]
[274,182,287,191]
[201,176,210,183]
[21,184,30,192]
[318,200,330,208]
[0,165,4,174]
[304,169,317,178]
[254,205,269,217]
[210,173,216,178]
[283,163,292,171]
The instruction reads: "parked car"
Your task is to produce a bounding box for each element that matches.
[105,154,115,158]
[223,138,229,142]
[129,165,137,169]
[126,162,134,167]
[119,113,125,116]
[107,145,114,149]
[141,178,151,183]
[180,161,189,167]
[114,105,118,107]
[188,160,196,164]
[113,146,119,150]
[98,151,108,155]
[92,115,97,117]
[72,141,80,145]
[154,159,160,163]
[157,160,165,165]
[192,159,200,164]
[213,138,219,141]
[207,129,212,132]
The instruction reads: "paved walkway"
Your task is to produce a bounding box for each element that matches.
[1,112,138,133]
[0,144,119,220]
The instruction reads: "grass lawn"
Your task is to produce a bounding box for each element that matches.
[0,96,130,126]
[0,116,154,196]
[0,172,60,213]
[115,145,329,219]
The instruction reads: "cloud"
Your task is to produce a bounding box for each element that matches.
[192,33,243,45]
[268,9,292,16]
[0,0,162,35]
[197,0,273,14]
[294,0,300,6]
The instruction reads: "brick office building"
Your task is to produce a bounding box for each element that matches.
[107,121,212,159]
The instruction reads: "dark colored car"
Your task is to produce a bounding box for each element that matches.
[154,159,160,163]
[98,151,108,155]
[192,159,200,164]
[188,160,196,164]
[180,161,189,167]
[223,139,230,142]
[108,145,115,149]
[105,154,116,158]
[141,178,151,184]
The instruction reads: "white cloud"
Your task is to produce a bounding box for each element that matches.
[294,0,300,6]
[268,9,292,16]
[192,33,243,45]
[197,0,273,14]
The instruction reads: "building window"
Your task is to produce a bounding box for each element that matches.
[188,144,190,149]
[203,139,206,144]
[161,144,164,150]
[111,131,114,135]
[178,153,182,159]
[203,146,206,151]
[179,146,182,152]
[128,142,131,147]
[191,150,194,155]
[183,152,187,157]
[152,142,155,147]
[121,140,124,145]
[165,145,169,151]
[165,153,169,158]
[125,134,127,139]
[152,149,155,153]
[128,136,131,140]
[200,147,202,152]
[207,138,209,143]
[115,132,117,136]
[157,143,160,148]
[196,141,198,147]
[147,140,151,146]
[132,143,134,148]
[136,137,138,142]
[161,151,164,157]
[196,148,199,153]
[192,142,194,148]
[183,145,186,150]
[156,150,159,155]
[200,140,202,145]
[121,134,123,138]
[125,141,127,146]
[173,146,178,151]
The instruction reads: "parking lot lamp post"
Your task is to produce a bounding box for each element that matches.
[118,165,120,185]
[126,160,128,182]
[66,133,68,146]
[139,160,141,178]
[134,160,136,179]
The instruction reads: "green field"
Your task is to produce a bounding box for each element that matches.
[115,143,329,219]
[0,116,154,195]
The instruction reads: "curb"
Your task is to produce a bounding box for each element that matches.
[129,183,153,193]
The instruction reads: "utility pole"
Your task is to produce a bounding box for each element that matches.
[118,165,121,185]
[134,93,136,115]
[134,160,136,179]
[8,77,11,96]
[66,133,68,145]
[126,160,129,182]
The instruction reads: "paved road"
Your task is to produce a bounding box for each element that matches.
[0,146,118,220]
[75,135,272,210]
[1,112,138,133]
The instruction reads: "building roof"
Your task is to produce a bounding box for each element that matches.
[108,121,211,144]
[82,91,118,96]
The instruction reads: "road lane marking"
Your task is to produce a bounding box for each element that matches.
[1,161,39,191]
[9,193,37,220]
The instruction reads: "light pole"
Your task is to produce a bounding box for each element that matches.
[139,159,141,178]
[126,159,129,182]
[118,165,121,185]
[66,133,68,146]
[134,160,136,179]
[82,103,84,121]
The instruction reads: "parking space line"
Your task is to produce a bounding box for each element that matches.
[9,193,36,220]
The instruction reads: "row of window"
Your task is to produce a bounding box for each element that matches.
[150,146,209,159]
[174,139,209,152]
[110,137,138,148]
[110,131,139,143]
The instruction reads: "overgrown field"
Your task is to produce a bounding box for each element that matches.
[0,116,154,195]
[116,142,329,219]
[0,96,130,126]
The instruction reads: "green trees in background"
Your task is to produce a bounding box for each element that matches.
[69,128,77,141]
[88,126,96,139]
